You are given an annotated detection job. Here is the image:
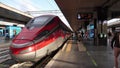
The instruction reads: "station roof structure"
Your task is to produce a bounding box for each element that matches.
[0,3,33,24]
[55,0,120,31]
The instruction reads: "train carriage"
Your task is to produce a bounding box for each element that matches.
[10,15,71,62]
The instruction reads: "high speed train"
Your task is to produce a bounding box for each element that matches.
[10,15,71,62]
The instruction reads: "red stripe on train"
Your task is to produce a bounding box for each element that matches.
[10,29,65,55]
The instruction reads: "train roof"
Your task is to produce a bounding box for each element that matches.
[26,15,57,28]
[26,15,72,32]
[37,15,56,17]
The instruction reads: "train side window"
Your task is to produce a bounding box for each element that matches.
[35,30,49,40]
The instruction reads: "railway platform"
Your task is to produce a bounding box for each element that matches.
[45,39,117,68]
[0,37,15,68]
[0,37,11,48]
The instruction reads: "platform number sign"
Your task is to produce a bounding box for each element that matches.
[77,13,93,20]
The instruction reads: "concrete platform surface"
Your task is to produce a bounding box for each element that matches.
[45,39,118,68]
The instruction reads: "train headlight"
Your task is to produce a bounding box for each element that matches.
[20,47,34,54]
[11,42,35,54]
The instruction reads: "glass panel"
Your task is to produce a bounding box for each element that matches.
[35,30,49,40]
[32,17,49,26]
[26,16,50,28]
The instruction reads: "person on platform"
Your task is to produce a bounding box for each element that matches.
[13,30,17,38]
[111,31,120,68]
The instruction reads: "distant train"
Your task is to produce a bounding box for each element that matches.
[10,15,71,62]
[5,25,22,39]
[0,28,4,36]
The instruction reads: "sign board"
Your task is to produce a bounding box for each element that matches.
[77,13,93,20]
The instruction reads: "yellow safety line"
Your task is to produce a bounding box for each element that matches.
[66,41,72,52]
[78,41,97,66]
[62,43,67,51]
[66,43,71,52]
[87,51,98,67]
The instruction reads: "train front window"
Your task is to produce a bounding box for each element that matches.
[26,16,50,28]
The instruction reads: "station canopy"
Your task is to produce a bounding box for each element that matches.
[55,0,120,31]
[0,3,33,24]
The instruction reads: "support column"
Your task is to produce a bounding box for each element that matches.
[96,7,108,46]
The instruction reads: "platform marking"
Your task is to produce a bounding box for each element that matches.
[77,42,86,52]
[66,41,72,52]
[45,49,62,68]
[62,43,67,51]
[87,51,98,67]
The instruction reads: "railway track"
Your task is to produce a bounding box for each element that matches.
[0,47,17,68]
[0,48,11,63]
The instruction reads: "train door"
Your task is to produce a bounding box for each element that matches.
[34,30,49,59]
[30,40,36,61]
[0,28,3,36]
[5,26,11,39]
[5,28,10,39]
[53,28,64,49]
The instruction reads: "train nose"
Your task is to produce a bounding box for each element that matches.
[11,51,36,62]
[10,40,36,62]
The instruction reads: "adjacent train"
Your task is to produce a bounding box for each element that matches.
[10,15,71,62]
[5,25,22,39]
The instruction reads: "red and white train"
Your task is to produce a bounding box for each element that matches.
[10,15,71,62]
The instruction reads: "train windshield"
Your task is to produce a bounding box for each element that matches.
[26,16,50,28]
